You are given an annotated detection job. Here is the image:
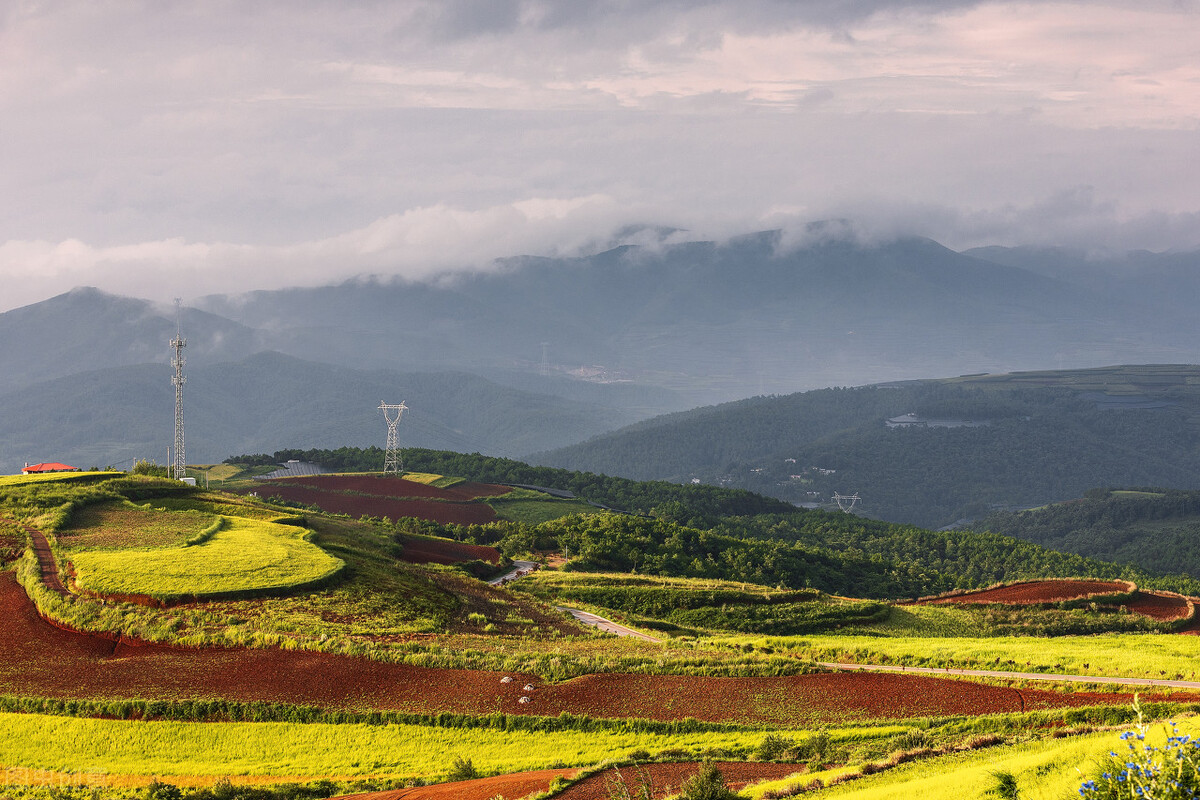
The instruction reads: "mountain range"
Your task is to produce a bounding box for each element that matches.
[2,229,1198,475]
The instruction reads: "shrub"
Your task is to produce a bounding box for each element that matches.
[446,755,479,782]
[679,762,740,800]
[756,733,796,761]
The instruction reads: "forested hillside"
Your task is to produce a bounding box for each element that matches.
[975,489,1200,579]
[535,366,1200,528]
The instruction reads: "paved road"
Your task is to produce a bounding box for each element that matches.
[488,560,539,586]
[557,606,660,642]
[818,661,1200,690]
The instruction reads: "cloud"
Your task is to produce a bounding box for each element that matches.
[2,0,1199,312]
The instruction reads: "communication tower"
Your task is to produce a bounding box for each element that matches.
[170,299,187,480]
[378,401,408,474]
[540,342,550,376]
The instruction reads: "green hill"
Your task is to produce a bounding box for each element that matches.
[973,488,1200,579]
[534,365,1200,529]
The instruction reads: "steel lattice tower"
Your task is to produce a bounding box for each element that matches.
[378,401,407,474]
[171,299,187,480]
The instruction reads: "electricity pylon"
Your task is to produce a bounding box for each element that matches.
[378,401,407,474]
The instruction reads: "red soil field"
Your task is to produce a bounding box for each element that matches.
[247,483,497,526]
[270,475,509,502]
[0,573,1145,725]
[1126,591,1193,621]
[337,768,579,800]
[394,534,501,565]
[924,580,1133,606]
[554,761,807,800]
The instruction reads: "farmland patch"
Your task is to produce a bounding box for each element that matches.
[69,517,344,601]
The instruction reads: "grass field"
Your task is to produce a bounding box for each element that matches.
[58,501,218,550]
[754,717,1200,800]
[0,471,122,488]
[0,712,901,782]
[69,517,344,601]
[774,631,1200,681]
[489,497,600,524]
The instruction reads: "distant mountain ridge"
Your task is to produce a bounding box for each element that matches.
[534,365,1200,529]
[3,230,1199,472]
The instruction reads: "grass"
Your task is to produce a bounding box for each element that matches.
[69,517,344,601]
[766,718,1200,800]
[0,471,123,488]
[0,712,901,782]
[489,497,600,524]
[516,571,888,636]
[57,501,218,550]
[769,632,1200,682]
[400,472,443,485]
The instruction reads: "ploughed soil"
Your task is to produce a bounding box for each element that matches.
[0,575,1151,724]
[393,534,501,565]
[244,476,506,526]
[336,769,579,800]
[921,580,1196,624]
[1124,591,1192,621]
[274,476,511,502]
[923,580,1133,606]
[554,761,806,800]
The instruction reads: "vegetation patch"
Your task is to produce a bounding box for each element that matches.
[69,517,344,602]
[520,572,889,635]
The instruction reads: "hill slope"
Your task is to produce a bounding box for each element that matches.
[534,365,1200,529]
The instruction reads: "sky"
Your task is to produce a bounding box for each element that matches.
[1,0,1199,311]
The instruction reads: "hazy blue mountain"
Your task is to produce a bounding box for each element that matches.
[533,365,1200,529]
[0,287,264,394]
[0,352,643,473]
[6,233,1199,406]
[191,232,1199,402]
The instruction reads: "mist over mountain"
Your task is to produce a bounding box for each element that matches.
[2,230,1198,474]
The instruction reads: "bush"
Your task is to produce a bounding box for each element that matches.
[756,733,795,761]
[446,755,480,782]
[679,762,741,800]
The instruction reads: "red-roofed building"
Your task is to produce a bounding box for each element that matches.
[21,462,78,475]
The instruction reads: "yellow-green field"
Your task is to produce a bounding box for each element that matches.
[0,713,901,782]
[0,471,122,487]
[767,630,1200,681]
[752,717,1200,800]
[69,517,344,600]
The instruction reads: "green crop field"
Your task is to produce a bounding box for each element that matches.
[69,517,344,601]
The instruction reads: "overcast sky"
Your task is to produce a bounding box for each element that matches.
[2,0,1198,311]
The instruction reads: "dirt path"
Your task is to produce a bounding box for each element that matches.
[3,518,71,598]
[820,662,1200,690]
[557,606,660,642]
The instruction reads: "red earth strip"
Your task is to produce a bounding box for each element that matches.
[924,580,1132,605]
[0,574,1152,724]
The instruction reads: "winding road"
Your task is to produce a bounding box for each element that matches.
[556,606,660,642]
